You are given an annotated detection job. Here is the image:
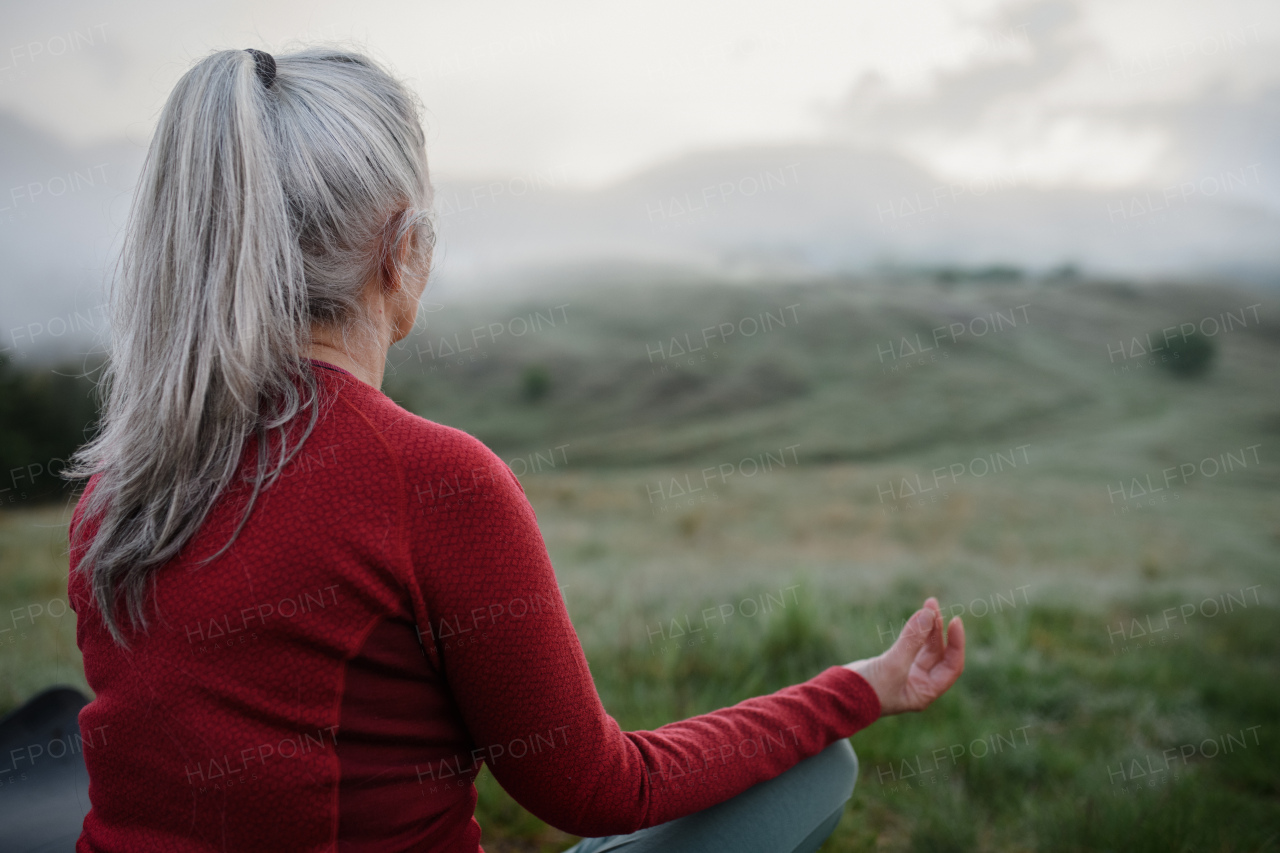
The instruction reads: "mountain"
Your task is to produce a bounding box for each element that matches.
[3,111,1278,363]
[427,144,1280,292]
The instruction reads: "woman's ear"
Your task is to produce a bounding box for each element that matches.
[378,210,417,294]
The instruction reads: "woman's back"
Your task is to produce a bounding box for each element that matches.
[72,361,497,849]
[70,360,882,851]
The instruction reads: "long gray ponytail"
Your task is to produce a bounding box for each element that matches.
[67,47,435,646]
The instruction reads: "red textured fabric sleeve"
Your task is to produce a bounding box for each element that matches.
[399,427,881,838]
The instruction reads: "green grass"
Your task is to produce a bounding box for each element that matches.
[0,503,87,710]
[2,276,1278,850]
[471,583,1280,852]
[6,466,1277,851]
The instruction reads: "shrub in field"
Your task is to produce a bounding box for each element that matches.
[0,356,98,503]
[1159,331,1215,377]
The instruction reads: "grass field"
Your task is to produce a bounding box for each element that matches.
[2,274,1278,850]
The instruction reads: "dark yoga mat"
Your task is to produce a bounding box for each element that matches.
[0,687,93,852]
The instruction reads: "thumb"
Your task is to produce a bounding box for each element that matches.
[889,608,934,661]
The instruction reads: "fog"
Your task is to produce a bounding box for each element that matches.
[1,0,1277,357]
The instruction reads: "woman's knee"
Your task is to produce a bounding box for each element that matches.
[778,741,857,853]
[781,738,859,817]
[819,738,859,803]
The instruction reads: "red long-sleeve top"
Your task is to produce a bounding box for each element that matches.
[68,359,881,852]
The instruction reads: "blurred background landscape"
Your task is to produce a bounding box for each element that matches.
[2,0,1278,849]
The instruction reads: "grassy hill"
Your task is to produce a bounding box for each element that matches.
[377,271,1280,638]
[384,275,1279,475]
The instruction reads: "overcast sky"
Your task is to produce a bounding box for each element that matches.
[1,0,1276,192]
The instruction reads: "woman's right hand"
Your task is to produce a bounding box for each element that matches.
[844,597,965,716]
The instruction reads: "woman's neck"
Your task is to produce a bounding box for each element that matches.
[306,335,385,389]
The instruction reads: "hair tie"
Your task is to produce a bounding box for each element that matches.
[244,48,277,89]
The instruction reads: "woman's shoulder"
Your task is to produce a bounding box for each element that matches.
[331,379,514,487]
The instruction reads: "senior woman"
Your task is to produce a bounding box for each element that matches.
[66,47,964,852]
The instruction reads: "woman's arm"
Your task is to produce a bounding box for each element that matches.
[402,433,887,838]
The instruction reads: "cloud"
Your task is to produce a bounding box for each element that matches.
[823,0,1277,192]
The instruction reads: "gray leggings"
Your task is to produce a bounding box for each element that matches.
[561,739,858,853]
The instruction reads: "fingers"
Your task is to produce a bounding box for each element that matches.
[923,617,965,697]
[892,607,935,661]
[901,600,940,642]
[915,605,947,668]
[922,599,943,644]
[944,616,965,674]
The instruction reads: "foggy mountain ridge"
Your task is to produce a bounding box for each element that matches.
[429,143,1280,289]
[3,111,1278,360]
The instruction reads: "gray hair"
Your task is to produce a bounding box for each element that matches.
[67,47,435,646]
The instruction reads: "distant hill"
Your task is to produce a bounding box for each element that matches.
[383,276,1280,482]
[2,274,1275,508]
